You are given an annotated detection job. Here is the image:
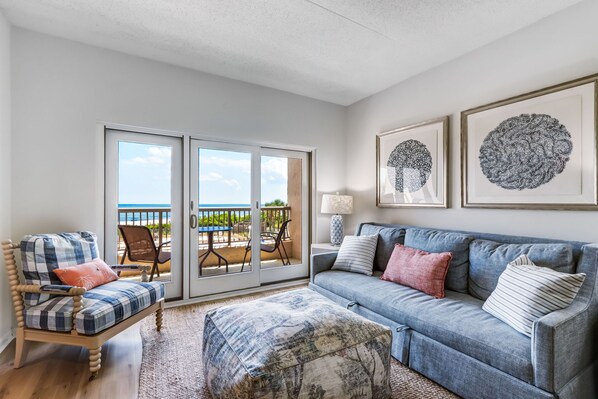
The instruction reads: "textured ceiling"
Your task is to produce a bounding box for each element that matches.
[0,0,583,105]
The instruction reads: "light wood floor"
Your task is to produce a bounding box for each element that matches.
[0,324,141,399]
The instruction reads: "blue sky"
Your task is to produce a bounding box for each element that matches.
[118,142,287,205]
[119,142,172,205]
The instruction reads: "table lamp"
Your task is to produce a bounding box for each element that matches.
[321,192,353,246]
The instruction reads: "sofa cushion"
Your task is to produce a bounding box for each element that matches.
[358,224,406,271]
[469,239,575,300]
[24,280,164,334]
[313,270,533,384]
[381,244,452,298]
[332,234,378,275]
[483,255,585,337]
[404,228,474,293]
[20,232,99,306]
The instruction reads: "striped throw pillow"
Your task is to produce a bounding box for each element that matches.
[332,234,378,276]
[482,255,586,337]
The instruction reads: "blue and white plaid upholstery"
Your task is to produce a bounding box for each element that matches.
[24,281,164,335]
[20,232,98,306]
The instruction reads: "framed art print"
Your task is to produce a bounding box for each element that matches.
[376,116,448,208]
[462,74,598,209]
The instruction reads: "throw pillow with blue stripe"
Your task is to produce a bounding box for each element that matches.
[482,254,586,337]
[332,234,378,276]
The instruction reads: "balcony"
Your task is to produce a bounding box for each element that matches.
[117,206,297,280]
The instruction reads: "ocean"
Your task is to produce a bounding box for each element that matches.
[118,204,251,223]
[118,204,250,208]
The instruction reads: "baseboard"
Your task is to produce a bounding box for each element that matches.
[165,279,308,309]
[0,328,15,354]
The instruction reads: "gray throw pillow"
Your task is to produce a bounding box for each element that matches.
[332,234,378,276]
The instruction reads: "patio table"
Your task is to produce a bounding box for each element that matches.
[199,226,232,275]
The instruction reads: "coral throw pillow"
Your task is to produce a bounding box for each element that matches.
[381,244,452,298]
[53,259,118,291]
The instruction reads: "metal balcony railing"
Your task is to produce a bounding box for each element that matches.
[117,206,291,250]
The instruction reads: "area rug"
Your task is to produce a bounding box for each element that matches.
[139,287,459,399]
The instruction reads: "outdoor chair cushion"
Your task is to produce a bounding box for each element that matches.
[20,232,99,306]
[24,280,164,335]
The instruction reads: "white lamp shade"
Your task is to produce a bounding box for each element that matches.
[321,194,353,214]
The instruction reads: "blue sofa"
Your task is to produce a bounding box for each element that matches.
[309,222,598,399]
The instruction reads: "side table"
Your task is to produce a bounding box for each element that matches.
[311,242,340,255]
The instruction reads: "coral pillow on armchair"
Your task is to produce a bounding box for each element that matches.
[381,244,452,298]
[53,259,119,291]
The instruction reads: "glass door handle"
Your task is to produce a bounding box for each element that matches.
[190,214,198,229]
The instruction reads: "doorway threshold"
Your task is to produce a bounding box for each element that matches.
[165,278,309,309]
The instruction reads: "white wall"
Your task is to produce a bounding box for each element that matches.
[11,28,346,246]
[0,11,12,351]
[345,0,598,242]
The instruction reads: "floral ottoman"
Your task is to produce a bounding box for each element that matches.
[202,288,392,399]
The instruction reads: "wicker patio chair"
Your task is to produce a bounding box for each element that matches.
[241,219,292,270]
[118,225,171,282]
[2,232,164,380]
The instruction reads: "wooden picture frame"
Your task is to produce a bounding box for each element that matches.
[376,116,449,208]
[461,74,598,210]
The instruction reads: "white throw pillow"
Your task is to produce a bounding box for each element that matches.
[482,255,586,337]
[331,234,378,276]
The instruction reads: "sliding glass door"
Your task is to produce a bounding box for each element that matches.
[188,139,261,297]
[259,148,309,283]
[106,129,310,300]
[105,129,183,300]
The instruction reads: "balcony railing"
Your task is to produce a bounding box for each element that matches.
[117,206,291,249]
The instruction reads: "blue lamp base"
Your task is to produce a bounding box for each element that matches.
[330,214,344,246]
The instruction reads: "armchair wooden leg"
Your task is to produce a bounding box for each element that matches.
[88,346,102,380]
[13,327,28,369]
[156,300,164,332]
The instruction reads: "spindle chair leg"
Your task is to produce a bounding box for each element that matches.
[156,300,164,331]
[13,328,28,368]
[89,346,102,380]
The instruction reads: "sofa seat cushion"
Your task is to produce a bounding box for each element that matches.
[314,270,533,383]
[24,281,164,334]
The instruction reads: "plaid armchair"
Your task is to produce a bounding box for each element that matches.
[2,232,165,380]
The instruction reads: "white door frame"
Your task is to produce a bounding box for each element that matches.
[104,129,184,300]
[188,138,261,297]
[259,148,310,283]
[99,122,316,302]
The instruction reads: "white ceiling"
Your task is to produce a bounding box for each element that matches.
[0,0,583,105]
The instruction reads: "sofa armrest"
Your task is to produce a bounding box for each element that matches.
[532,301,591,392]
[532,243,598,393]
[310,252,337,282]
